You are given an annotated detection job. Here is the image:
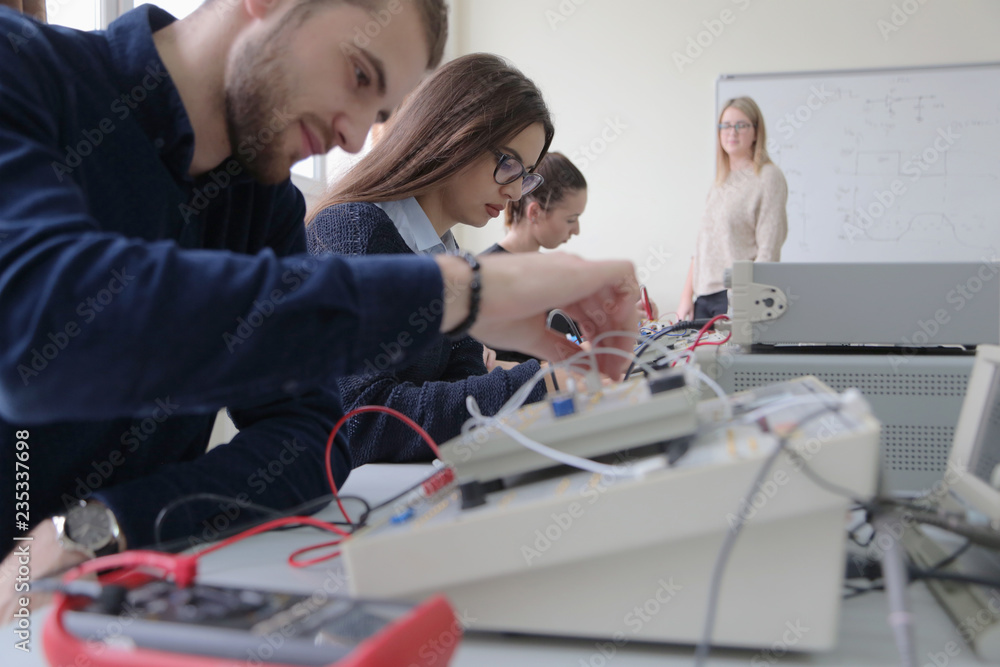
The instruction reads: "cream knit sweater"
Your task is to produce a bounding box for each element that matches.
[692,162,788,298]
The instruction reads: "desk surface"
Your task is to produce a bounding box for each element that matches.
[2,464,985,666]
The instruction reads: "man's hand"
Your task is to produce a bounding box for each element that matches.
[0,520,88,623]
[436,253,639,380]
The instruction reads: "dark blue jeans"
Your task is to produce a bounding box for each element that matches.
[694,290,728,319]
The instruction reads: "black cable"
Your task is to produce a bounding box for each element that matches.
[907,509,1000,550]
[366,467,449,514]
[786,451,994,614]
[842,537,979,603]
[154,493,284,547]
[625,319,711,377]
[152,492,371,551]
[546,309,583,344]
[910,569,1000,590]
[927,540,972,572]
[843,582,884,600]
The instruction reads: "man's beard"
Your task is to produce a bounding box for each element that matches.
[223,29,297,185]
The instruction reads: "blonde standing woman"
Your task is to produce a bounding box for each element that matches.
[678,97,788,320]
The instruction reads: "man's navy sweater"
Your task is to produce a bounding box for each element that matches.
[0,6,447,554]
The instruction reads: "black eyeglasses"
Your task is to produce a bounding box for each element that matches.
[493,152,544,196]
[718,121,754,133]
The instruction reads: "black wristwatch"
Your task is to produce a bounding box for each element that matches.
[52,499,125,558]
[443,251,482,341]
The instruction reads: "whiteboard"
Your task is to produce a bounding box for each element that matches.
[717,63,1000,263]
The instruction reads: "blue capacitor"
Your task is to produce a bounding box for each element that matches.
[390,507,415,524]
[550,393,576,418]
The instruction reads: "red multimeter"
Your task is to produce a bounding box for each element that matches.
[44,578,461,667]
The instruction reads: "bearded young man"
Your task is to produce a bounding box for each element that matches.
[0,0,639,613]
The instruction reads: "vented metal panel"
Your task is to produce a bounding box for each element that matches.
[882,425,954,474]
[717,353,975,493]
[731,371,968,397]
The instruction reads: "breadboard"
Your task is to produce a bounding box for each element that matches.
[438,378,699,483]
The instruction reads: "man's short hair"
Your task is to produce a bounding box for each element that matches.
[291,0,448,69]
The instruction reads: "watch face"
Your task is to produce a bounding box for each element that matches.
[66,503,113,550]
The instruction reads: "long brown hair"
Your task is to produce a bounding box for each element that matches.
[307,53,554,219]
[504,152,586,227]
[715,96,772,186]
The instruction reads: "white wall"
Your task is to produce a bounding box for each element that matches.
[449,0,1000,315]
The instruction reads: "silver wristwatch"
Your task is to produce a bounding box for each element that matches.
[52,499,125,558]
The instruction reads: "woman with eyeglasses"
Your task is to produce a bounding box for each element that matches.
[306,53,555,465]
[483,152,586,256]
[481,152,587,365]
[677,96,788,321]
